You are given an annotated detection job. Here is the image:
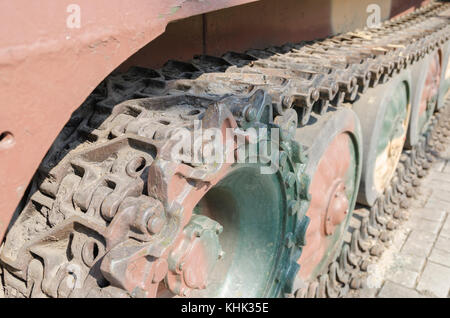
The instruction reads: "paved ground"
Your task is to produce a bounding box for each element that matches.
[358,144,450,298]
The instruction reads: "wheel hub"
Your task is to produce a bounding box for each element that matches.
[324,181,349,236]
[295,110,361,282]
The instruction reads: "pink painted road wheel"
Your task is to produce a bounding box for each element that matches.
[295,108,362,283]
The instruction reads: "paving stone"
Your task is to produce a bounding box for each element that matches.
[410,199,426,209]
[397,252,426,272]
[412,188,433,208]
[442,216,450,236]
[429,249,450,268]
[354,287,378,298]
[426,170,450,182]
[408,208,446,223]
[385,268,418,288]
[387,227,409,249]
[433,174,450,190]
[432,159,446,172]
[427,190,450,205]
[404,217,441,235]
[378,281,422,298]
[417,262,450,298]
[425,195,450,211]
[423,174,450,190]
[401,230,436,257]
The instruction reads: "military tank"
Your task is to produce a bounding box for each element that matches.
[0,0,449,298]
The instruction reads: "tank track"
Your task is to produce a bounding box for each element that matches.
[0,1,449,298]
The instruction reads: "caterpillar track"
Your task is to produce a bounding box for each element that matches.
[299,95,450,298]
[0,1,449,298]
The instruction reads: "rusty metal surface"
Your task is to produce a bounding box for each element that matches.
[0,1,449,298]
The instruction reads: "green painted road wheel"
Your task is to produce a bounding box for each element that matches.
[191,163,302,297]
[352,70,412,206]
[166,110,311,298]
[0,91,311,299]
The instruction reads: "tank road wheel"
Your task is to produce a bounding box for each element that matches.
[0,90,310,298]
[352,71,411,206]
[407,51,441,147]
[294,108,362,292]
[437,42,450,110]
